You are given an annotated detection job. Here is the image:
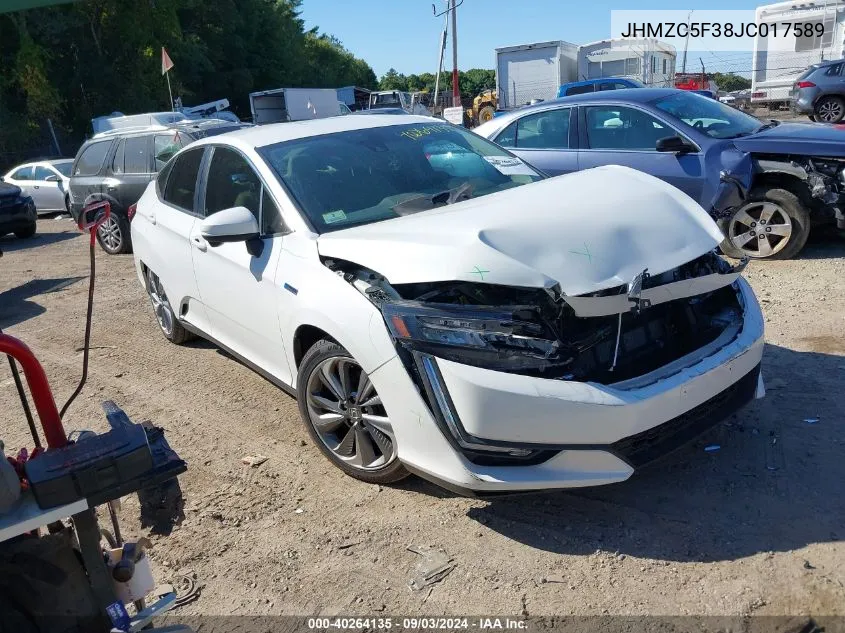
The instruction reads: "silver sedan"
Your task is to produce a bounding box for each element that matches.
[2,159,73,213]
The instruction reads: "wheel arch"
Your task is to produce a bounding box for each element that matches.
[750,167,817,215]
[293,324,332,368]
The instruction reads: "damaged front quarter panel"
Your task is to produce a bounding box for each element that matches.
[712,149,845,228]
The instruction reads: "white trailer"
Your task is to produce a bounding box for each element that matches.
[495,41,579,108]
[752,0,845,106]
[495,38,675,108]
[249,88,344,124]
[579,38,676,87]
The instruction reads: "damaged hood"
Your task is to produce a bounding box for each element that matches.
[734,122,845,157]
[317,165,725,297]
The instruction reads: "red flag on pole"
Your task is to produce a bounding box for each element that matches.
[161,47,174,75]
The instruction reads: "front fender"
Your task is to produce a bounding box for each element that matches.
[276,246,398,386]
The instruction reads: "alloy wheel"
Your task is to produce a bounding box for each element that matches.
[817,99,843,123]
[305,357,396,471]
[147,271,175,336]
[727,201,792,258]
[97,216,122,251]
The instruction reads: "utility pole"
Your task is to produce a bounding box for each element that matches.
[450,0,459,107]
[681,9,693,74]
[433,3,448,110]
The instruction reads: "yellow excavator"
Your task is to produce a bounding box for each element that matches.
[465,89,498,127]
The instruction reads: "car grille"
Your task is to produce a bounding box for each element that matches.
[610,363,760,469]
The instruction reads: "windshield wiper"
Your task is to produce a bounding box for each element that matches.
[755,119,780,133]
[392,182,474,216]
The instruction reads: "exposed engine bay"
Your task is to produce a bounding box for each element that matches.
[325,252,745,385]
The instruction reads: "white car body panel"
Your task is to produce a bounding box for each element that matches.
[317,166,724,295]
[130,117,765,494]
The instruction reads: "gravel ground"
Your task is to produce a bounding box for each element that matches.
[1,217,844,619]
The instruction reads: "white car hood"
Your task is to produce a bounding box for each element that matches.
[316,165,725,297]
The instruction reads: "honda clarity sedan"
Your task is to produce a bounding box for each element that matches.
[131,115,764,494]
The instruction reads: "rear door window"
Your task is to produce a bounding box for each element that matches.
[514,108,571,149]
[824,63,843,77]
[162,148,204,213]
[124,136,151,174]
[11,166,33,180]
[74,141,111,176]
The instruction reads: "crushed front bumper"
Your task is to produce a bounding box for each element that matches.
[371,278,764,494]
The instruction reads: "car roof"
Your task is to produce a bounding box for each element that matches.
[192,114,438,149]
[812,57,845,68]
[87,119,248,142]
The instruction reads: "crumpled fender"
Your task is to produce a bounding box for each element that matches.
[709,149,753,220]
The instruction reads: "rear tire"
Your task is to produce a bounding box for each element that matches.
[297,339,408,485]
[146,268,193,344]
[96,211,132,255]
[718,187,810,260]
[814,96,845,123]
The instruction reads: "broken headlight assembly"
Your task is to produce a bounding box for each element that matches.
[380,301,570,373]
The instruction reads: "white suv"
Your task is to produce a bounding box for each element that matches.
[131,115,765,494]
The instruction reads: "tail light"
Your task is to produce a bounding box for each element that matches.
[796,81,816,89]
[752,91,766,98]
[127,203,137,222]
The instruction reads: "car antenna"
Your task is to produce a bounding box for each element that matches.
[59,201,111,418]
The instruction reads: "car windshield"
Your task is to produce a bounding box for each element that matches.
[54,162,72,177]
[652,91,762,139]
[258,122,543,233]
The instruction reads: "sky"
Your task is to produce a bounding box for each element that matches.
[299,0,771,78]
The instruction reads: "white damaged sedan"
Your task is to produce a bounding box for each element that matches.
[131,115,764,494]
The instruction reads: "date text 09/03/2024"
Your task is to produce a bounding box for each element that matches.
[307,617,529,630]
[620,21,824,38]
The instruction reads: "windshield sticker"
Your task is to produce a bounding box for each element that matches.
[399,124,454,140]
[482,155,537,176]
[322,210,347,224]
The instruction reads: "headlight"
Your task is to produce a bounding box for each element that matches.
[381,301,570,373]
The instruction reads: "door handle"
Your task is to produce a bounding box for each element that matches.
[33,185,40,189]
[149,212,156,225]
[191,235,207,252]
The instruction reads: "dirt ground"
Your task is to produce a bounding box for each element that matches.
[1,218,844,619]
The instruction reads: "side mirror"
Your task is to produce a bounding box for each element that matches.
[200,206,259,246]
[656,135,694,154]
[45,174,62,182]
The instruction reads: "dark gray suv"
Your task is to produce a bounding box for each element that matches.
[69,120,247,254]
[791,58,845,123]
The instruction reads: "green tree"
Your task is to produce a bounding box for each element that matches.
[0,0,378,167]
[711,72,751,92]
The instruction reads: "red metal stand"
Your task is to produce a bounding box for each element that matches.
[0,334,67,449]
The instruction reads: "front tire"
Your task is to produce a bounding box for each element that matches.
[718,187,810,260]
[146,268,192,344]
[96,211,132,255]
[297,339,408,485]
[14,222,36,239]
